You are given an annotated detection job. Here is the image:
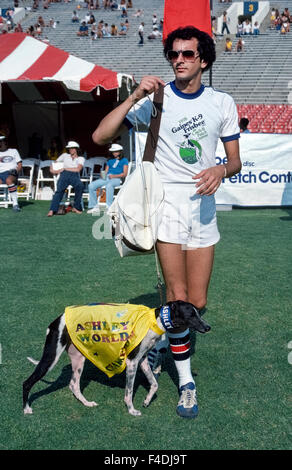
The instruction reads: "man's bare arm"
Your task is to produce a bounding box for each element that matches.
[92,76,165,146]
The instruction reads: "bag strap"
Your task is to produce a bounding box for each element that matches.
[142,85,164,162]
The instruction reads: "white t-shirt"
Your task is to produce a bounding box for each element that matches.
[56,153,85,169]
[0,148,22,173]
[125,82,240,184]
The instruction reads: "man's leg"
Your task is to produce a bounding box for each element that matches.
[156,241,215,418]
[5,174,20,212]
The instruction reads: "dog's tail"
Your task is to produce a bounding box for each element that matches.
[27,357,39,365]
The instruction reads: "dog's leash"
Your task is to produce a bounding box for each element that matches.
[133,88,165,305]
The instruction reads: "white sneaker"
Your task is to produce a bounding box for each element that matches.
[87,207,100,215]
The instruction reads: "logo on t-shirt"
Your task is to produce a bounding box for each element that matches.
[179,135,202,164]
[0,156,13,163]
[172,114,207,165]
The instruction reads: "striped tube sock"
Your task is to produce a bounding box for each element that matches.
[8,184,18,206]
[168,329,195,388]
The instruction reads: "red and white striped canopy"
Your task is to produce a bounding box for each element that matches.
[0,33,133,102]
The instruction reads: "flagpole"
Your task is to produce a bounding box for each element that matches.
[209,0,213,87]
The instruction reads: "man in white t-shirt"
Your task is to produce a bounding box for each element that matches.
[91,26,241,419]
[0,134,22,212]
[47,140,85,217]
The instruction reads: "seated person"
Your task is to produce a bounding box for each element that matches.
[47,141,84,217]
[148,26,162,39]
[87,143,128,214]
[72,10,79,23]
[225,37,232,52]
[77,21,89,36]
[0,134,22,212]
[118,22,127,35]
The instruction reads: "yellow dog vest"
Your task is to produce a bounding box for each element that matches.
[65,303,164,378]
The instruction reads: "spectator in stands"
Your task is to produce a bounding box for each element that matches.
[281,14,290,32]
[253,21,260,35]
[133,9,143,17]
[110,24,118,36]
[127,0,133,8]
[14,23,23,32]
[87,143,128,214]
[239,118,250,133]
[84,12,91,24]
[47,141,84,217]
[103,23,111,37]
[152,14,158,29]
[97,20,104,38]
[221,11,230,35]
[236,37,244,52]
[35,23,43,36]
[110,1,118,10]
[118,22,127,35]
[236,20,243,37]
[243,18,252,35]
[138,21,144,45]
[77,21,89,37]
[26,25,36,36]
[91,22,98,39]
[282,7,290,20]
[275,9,281,30]
[0,134,22,212]
[72,11,79,23]
[225,37,232,52]
[148,26,162,40]
[38,16,45,27]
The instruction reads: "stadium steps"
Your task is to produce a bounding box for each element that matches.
[14,0,292,104]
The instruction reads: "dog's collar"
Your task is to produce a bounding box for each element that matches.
[160,306,174,330]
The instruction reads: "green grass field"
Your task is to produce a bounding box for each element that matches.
[0,201,291,450]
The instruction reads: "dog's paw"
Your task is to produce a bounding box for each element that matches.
[129,408,142,416]
[85,401,98,407]
[23,405,33,415]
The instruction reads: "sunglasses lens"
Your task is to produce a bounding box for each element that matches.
[183,50,195,59]
[167,50,179,61]
[167,50,197,61]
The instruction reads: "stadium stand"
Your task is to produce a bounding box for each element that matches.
[2,0,292,133]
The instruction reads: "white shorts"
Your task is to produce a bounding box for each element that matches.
[157,183,220,249]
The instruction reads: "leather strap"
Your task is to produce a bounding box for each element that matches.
[142,85,164,163]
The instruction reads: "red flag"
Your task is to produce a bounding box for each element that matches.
[163,0,212,41]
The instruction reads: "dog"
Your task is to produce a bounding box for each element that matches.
[23,300,210,416]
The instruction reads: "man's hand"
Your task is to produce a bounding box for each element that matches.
[131,76,165,103]
[193,165,226,196]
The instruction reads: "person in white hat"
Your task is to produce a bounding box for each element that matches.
[87,143,128,214]
[0,134,22,212]
[47,141,85,217]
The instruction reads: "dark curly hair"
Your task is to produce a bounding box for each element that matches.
[163,26,216,72]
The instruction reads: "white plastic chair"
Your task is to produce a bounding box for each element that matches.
[17,159,37,200]
[0,184,13,208]
[35,160,57,200]
[90,157,108,180]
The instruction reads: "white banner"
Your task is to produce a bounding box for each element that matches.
[215,134,292,206]
[136,132,292,206]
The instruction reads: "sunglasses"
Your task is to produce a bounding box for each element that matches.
[166,49,200,62]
